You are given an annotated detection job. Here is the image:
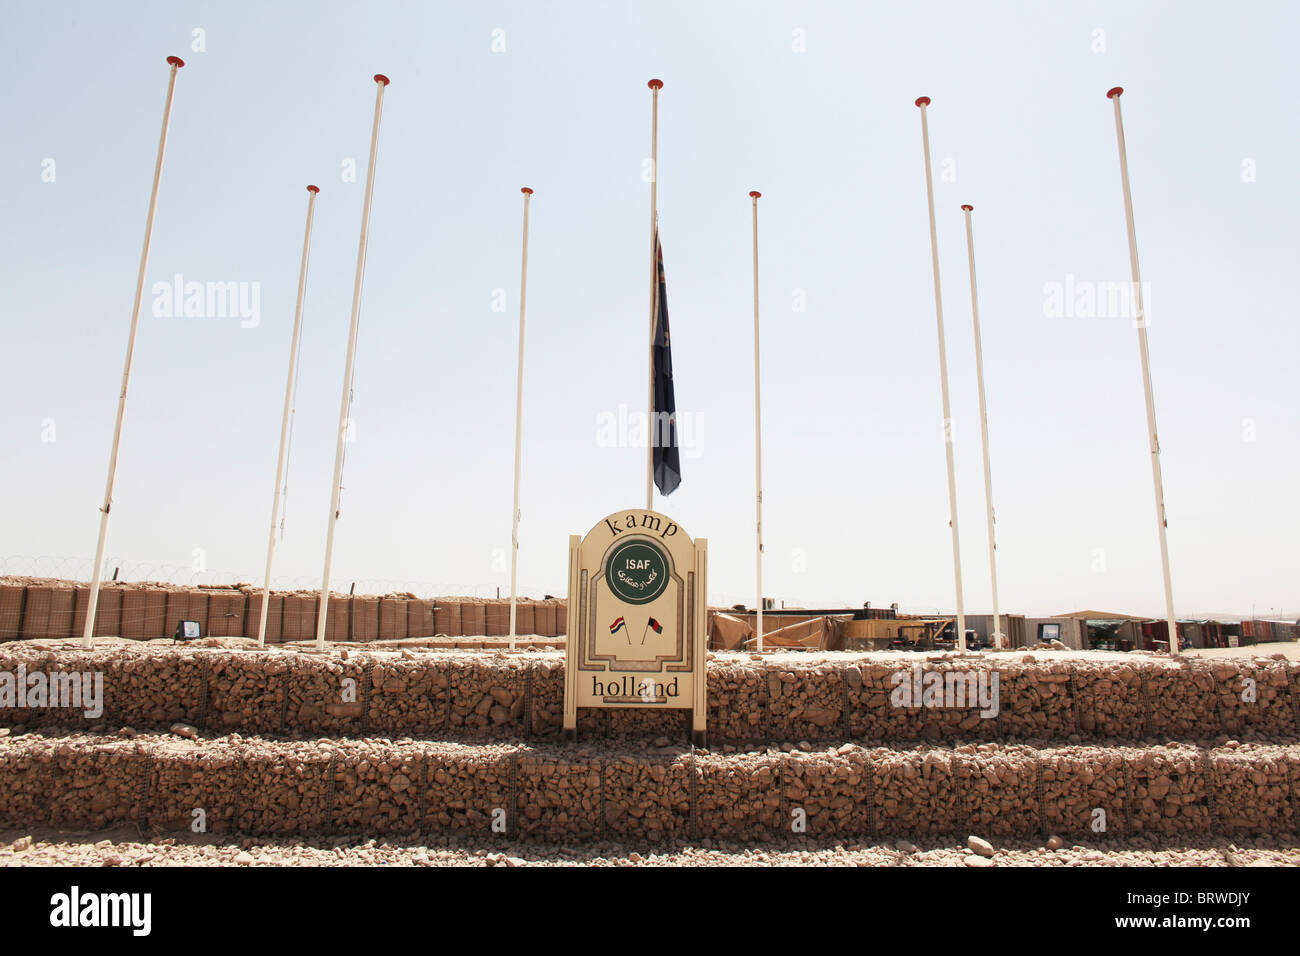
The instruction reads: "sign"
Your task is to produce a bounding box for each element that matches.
[563,509,708,744]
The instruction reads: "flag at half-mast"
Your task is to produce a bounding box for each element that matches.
[651,224,682,495]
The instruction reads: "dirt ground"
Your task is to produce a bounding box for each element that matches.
[11,635,1298,663]
[1184,643,1300,661]
[2,828,1297,867]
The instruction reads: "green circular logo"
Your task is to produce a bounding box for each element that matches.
[606,539,670,605]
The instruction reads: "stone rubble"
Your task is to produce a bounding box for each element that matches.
[3,830,1297,867]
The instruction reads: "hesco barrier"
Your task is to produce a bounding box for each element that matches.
[0,579,570,641]
[0,649,1297,745]
[0,733,1296,840]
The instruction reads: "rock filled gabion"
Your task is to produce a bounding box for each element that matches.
[601,753,692,842]
[332,746,424,834]
[1212,744,1299,835]
[235,742,332,834]
[1072,667,1143,737]
[287,657,369,737]
[1040,746,1129,837]
[516,750,601,842]
[207,653,287,733]
[694,750,783,842]
[961,745,1040,838]
[150,741,243,834]
[872,747,974,836]
[116,653,204,728]
[368,658,450,736]
[447,656,527,732]
[0,647,1297,746]
[579,706,685,739]
[3,731,1295,841]
[422,742,513,833]
[768,663,845,741]
[783,746,872,837]
[0,650,112,730]
[2,643,1298,845]
[530,660,565,734]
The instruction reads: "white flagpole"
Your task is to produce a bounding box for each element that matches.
[750,190,764,653]
[315,73,390,652]
[961,204,1002,650]
[508,187,534,652]
[646,78,662,510]
[258,184,319,647]
[1107,86,1178,657]
[915,95,967,654]
[82,55,185,650]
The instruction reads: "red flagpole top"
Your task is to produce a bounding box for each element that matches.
[961,203,973,212]
[648,78,663,90]
[307,185,320,194]
[914,95,931,107]
[521,187,533,195]
[1107,86,1124,99]
[167,55,185,68]
[374,74,391,86]
[749,191,761,199]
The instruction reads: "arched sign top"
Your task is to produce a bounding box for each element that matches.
[582,509,692,546]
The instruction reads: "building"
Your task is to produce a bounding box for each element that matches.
[964,614,1025,648]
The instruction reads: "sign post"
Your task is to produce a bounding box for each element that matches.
[563,509,708,745]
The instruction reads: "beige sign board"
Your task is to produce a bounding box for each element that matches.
[563,509,708,744]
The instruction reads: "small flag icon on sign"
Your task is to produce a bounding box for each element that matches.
[610,617,627,637]
[638,616,665,646]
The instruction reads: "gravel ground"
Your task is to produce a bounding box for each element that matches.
[1185,643,1300,661]
[2,828,1297,867]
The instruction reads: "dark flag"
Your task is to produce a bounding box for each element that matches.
[651,226,682,496]
[640,615,664,645]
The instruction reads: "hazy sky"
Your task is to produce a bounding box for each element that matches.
[1,1,1296,620]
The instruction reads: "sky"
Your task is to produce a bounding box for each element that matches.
[0,0,1296,621]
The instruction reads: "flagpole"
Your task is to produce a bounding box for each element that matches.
[961,204,1002,650]
[1107,86,1178,657]
[646,78,662,510]
[750,190,765,653]
[315,73,390,652]
[508,187,534,652]
[257,184,319,648]
[82,55,185,650]
[915,95,967,654]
